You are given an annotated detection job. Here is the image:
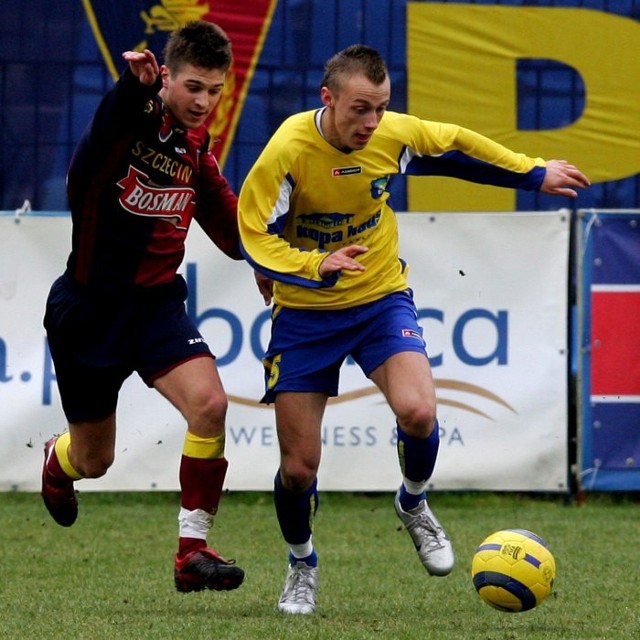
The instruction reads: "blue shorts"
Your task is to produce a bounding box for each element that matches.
[44,274,212,423]
[261,290,428,403]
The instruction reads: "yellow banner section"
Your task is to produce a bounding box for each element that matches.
[407,5,640,211]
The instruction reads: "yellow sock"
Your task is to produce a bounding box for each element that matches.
[182,431,225,459]
[54,432,83,480]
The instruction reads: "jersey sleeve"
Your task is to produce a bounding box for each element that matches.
[399,119,547,190]
[87,68,163,146]
[237,120,339,289]
[194,149,242,260]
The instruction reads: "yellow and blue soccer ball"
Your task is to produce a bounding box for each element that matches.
[471,528,556,612]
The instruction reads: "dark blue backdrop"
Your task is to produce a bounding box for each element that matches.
[0,0,638,211]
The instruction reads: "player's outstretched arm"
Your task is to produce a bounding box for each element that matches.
[540,159,590,198]
[122,49,160,86]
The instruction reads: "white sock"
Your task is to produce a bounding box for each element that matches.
[403,477,427,496]
[178,507,212,540]
[290,536,314,559]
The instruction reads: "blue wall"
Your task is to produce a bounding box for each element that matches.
[0,0,638,211]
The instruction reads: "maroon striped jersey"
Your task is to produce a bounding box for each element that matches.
[65,68,241,294]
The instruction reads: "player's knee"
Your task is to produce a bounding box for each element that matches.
[192,391,228,429]
[281,463,317,493]
[397,404,437,437]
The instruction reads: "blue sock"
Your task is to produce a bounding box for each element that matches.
[399,484,424,511]
[274,471,319,549]
[397,422,440,510]
[289,550,318,568]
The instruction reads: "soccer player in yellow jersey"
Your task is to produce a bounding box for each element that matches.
[238,45,589,614]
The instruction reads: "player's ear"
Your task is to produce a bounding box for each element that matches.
[160,65,171,89]
[320,86,333,108]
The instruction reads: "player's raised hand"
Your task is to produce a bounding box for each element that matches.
[319,245,368,278]
[122,49,160,86]
[541,159,590,198]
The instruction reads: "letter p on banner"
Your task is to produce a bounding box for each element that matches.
[407,5,640,211]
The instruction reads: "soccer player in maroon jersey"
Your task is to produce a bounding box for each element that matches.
[42,21,244,593]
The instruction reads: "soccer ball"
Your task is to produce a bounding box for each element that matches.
[471,528,556,612]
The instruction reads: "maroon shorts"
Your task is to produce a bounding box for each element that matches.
[44,274,212,422]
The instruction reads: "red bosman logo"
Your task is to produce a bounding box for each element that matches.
[116,166,195,229]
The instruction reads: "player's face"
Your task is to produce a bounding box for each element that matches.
[160,63,226,129]
[320,73,390,151]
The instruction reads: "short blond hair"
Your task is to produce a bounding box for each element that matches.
[320,45,388,93]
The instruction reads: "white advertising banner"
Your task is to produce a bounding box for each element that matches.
[0,211,569,492]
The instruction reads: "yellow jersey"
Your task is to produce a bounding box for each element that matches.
[238,109,545,310]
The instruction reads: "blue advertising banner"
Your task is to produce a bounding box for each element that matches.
[578,209,640,491]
